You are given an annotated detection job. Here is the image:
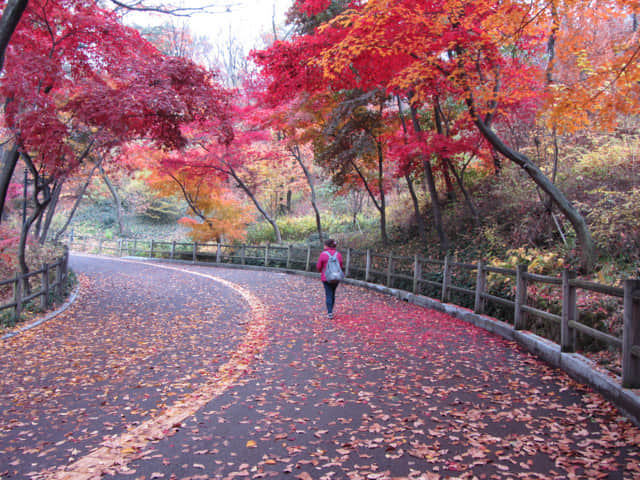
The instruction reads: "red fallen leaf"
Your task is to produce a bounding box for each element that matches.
[295,473,313,480]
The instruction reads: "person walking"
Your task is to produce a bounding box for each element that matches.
[316,238,344,319]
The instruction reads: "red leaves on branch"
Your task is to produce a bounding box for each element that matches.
[292,0,332,17]
[1,0,233,180]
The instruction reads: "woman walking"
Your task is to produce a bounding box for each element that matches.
[316,238,344,319]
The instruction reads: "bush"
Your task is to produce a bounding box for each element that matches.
[245,214,375,245]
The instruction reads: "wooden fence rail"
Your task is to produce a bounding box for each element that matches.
[66,235,640,388]
[0,248,70,323]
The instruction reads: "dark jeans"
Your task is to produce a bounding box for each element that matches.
[322,281,338,314]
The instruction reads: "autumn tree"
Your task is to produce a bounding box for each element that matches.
[315,90,393,245]
[0,0,232,275]
[302,0,610,267]
[250,2,354,243]
[248,89,330,242]
[193,123,285,244]
[140,148,252,243]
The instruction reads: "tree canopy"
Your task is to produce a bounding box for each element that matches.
[1,0,639,271]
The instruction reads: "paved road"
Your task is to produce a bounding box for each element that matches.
[1,255,639,479]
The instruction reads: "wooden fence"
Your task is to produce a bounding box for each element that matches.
[68,235,640,388]
[0,248,70,323]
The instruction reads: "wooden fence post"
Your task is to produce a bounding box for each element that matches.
[118,239,123,257]
[192,242,197,263]
[514,264,528,330]
[474,260,486,314]
[413,255,421,294]
[41,263,50,309]
[56,258,64,297]
[98,235,103,255]
[216,243,222,263]
[305,246,311,271]
[264,244,269,267]
[133,239,137,256]
[345,248,351,277]
[622,279,640,388]
[150,240,154,258]
[561,270,577,352]
[13,274,22,322]
[61,248,68,282]
[387,251,393,287]
[171,241,175,259]
[365,249,371,282]
[286,245,292,269]
[441,255,451,303]
[241,245,246,265]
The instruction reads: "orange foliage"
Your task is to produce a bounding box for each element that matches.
[125,143,253,243]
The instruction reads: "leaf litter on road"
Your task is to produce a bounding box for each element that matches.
[2,261,639,480]
[95,266,640,480]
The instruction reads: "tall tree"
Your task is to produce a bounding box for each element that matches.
[308,0,605,267]
[316,90,392,245]
[1,0,233,273]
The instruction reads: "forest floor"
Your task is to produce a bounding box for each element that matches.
[1,255,639,480]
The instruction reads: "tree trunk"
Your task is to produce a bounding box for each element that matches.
[0,0,29,72]
[290,144,323,242]
[410,105,449,252]
[444,157,480,227]
[433,101,456,202]
[38,179,63,244]
[351,159,388,245]
[405,173,427,243]
[228,166,282,243]
[376,140,388,245]
[54,161,101,243]
[0,144,19,223]
[467,97,594,268]
[396,95,427,243]
[99,164,124,235]
[18,154,51,282]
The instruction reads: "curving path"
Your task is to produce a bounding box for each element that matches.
[1,254,639,480]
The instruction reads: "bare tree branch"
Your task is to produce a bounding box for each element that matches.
[106,0,242,17]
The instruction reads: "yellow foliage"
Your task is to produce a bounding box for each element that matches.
[489,247,565,275]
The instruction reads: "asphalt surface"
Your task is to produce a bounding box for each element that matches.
[1,255,639,480]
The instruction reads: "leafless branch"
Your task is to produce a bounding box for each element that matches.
[106,0,242,17]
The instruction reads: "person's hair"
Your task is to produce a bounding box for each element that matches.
[325,238,337,248]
